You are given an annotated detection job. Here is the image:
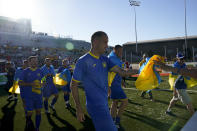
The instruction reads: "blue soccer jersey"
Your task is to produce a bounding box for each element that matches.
[172,61,187,89]
[60,68,71,92]
[73,52,116,107]
[14,67,26,99]
[14,67,23,81]
[57,66,65,73]
[41,65,58,97]
[108,51,127,99]
[20,67,44,111]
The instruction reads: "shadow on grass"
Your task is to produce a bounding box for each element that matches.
[154,99,186,110]
[0,85,9,97]
[46,111,76,131]
[128,99,143,106]
[0,100,17,131]
[67,107,95,131]
[124,110,172,131]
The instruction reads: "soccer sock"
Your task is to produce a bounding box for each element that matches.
[64,94,69,103]
[35,114,41,129]
[116,117,120,124]
[51,97,57,106]
[44,100,48,111]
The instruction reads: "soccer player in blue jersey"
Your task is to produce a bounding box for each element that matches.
[57,59,72,108]
[108,45,128,128]
[165,53,195,115]
[18,56,44,131]
[71,31,138,131]
[41,58,58,113]
[14,60,29,117]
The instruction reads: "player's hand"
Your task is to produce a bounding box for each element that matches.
[76,106,85,122]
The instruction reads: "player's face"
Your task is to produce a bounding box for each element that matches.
[63,60,69,66]
[23,61,29,68]
[116,48,123,58]
[30,58,38,68]
[97,35,108,55]
[45,59,51,66]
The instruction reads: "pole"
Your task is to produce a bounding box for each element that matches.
[130,52,132,63]
[192,46,194,62]
[184,0,188,58]
[134,6,138,54]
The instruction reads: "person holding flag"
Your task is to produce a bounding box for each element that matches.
[165,53,195,115]
[139,53,154,101]
[13,60,29,117]
[57,58,72,109]
[41,58,58,113]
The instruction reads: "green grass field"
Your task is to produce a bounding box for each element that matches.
[0,76,197,131]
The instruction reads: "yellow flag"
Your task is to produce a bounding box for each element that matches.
[9,81,20,94]
[168,74,178,90]
[135,55,165,91]
[53,73,68,86]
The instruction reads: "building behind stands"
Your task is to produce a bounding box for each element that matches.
[0,16,91,50]
[123,36,197,63]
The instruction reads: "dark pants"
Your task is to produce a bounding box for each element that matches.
[141,90,153,99]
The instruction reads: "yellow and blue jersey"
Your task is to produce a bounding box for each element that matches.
[60,68,72,92]
[20,67,44,95]
[169,61,187,89]
[108,51,127,100]
[41,65,55,84]
[60,68,71,83]
[57,66,72,73]
[73,52,116,107]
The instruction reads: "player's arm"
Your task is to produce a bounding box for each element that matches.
[70,79,85,122]
[18,80,35,86]
[154,60,197,79]
[110,66,138,77]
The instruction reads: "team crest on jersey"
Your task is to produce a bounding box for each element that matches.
[102,62,107,68]
[37,73,40,77]
[93,64,96,67]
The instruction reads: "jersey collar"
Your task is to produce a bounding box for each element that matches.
[88,52,99,59]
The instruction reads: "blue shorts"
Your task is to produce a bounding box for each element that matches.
[62,85,71,92]
[25,94,42,111]
[110,86,127,100]
[43,84,58,98]
[87,105,117,131]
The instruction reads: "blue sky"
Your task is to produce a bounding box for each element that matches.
[0,0,196,46]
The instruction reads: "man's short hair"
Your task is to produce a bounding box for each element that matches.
[45,58,51,61]
[23,60,28,63]
[28,56,37,61]
[114,45,122,50]
[91,31,107,43]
